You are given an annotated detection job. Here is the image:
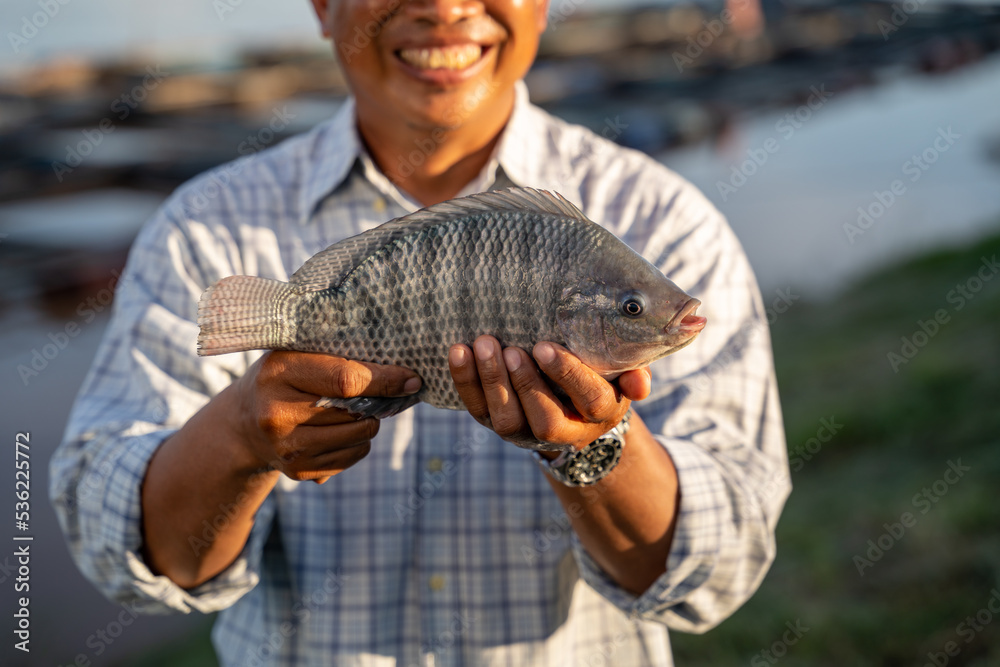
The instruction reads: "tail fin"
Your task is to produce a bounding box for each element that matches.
[197,275,297,356]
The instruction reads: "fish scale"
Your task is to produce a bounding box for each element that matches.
[197,187,705,449]
[295,211,579,409]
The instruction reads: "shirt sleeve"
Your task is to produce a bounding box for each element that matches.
[48,201,275,614]
[572,179,791,633]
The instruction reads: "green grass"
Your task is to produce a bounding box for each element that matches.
[114,619,216,667]
[672,230,1000,666]
[128,230,1000,666]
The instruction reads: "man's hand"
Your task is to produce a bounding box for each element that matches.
[448,335,651,450]
[449,335,677,595]
[142,350,420,588]
[231,351,422,482]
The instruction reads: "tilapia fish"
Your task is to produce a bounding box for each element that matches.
[198,187,706,448]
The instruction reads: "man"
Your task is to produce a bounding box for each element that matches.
[50,1,790,665]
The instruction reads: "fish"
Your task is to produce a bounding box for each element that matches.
[197,187,706,449]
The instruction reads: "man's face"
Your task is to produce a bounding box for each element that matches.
[312,0,549,132]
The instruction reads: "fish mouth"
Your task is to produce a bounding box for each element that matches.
[666,298,707,335]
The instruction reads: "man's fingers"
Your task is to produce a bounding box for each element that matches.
[448,344,490,423]
[532,343,621,423]
[618,368,651,401]
[473,337,529,438]
[264,351,422,399]
[271,418,380,468]
[286,441,373,482]
[503,347,577,444]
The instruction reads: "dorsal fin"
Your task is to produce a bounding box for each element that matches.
[289,187,588,291]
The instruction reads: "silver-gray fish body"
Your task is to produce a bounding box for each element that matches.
[198,188,705,423]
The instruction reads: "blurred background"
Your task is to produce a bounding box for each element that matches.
[1,0,999,664]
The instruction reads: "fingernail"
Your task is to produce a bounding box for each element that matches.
[474,338,494,361]
[535,343,555,365]
[404,377,422,394]
[449,346,467,367]
[503,347,521,371]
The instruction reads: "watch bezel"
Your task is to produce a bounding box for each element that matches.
[534,409,630,487]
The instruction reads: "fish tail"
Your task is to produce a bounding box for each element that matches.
[197,275,298,356]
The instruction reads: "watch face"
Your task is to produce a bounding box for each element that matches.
[566,438,623,485]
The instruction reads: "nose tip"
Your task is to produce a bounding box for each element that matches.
[405,0,482,25]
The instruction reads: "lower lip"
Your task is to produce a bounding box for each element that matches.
[668,298,705,330]
[393,46,494,86]
[677,315,707,332]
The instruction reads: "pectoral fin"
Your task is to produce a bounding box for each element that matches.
[313,395,422,420]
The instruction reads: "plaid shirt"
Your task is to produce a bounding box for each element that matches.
[50,82,789,667]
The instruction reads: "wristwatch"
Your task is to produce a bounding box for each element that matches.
[533,409,631,487]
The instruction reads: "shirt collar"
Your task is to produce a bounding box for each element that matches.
[493,80,552,191]
[298,96,362,224]
[299,80,551,222]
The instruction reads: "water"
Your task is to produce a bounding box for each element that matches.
[661,54,1000,298]
[0,307,207,667]
[2,0,632,73]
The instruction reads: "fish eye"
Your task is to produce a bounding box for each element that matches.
[621,293,645,318]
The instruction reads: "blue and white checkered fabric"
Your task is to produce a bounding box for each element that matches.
[50,82,790,667]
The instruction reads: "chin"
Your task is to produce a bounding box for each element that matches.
[406,84,501,128]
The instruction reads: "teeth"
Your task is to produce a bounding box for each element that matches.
[399,44,483,70]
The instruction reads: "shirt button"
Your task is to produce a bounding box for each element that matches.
[428,575,445,591]
[427,457,443,473]
[372,197,386,213]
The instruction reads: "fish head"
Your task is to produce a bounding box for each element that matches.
[557,252,707,373]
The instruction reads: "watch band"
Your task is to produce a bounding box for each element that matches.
[533,408,631,487]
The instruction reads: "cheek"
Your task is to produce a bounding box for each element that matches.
[558,312,611,367]
[604,321,659,366]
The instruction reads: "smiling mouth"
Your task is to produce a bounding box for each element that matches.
[397,44,485,70]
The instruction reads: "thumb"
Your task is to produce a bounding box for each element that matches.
[618,368,651,401]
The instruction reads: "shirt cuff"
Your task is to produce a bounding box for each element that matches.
[571,435,730,627]
[77,428,276,614]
